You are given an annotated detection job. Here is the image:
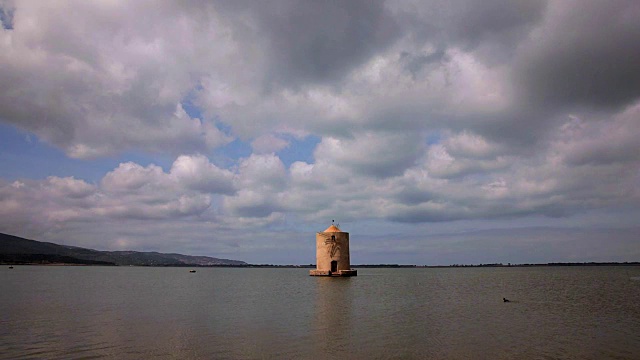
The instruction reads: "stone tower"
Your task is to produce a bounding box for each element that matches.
[309,223,357,277]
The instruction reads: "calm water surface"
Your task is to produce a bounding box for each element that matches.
[2,266,640,359]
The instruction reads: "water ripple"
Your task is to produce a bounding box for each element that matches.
[1,266,639,359]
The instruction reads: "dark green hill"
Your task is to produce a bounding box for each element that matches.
[0,233,246,266]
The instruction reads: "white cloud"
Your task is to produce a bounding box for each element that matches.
[170,154,235,194]
[0,1,233,158]
[101,162,168,193]
[424,142,510,179]
[45,176,96,198]
[556,104,640,166]
[236,153,287,191]
[443,131,502,159]
[251,134,290,154]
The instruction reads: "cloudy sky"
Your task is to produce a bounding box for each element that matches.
[1,0,639,265]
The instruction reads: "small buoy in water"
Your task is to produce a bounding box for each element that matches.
[189,270,196,273]
[503,297,510,302]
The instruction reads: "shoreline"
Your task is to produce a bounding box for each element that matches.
[4,262,640,268]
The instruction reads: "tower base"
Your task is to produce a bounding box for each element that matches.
[309,269,357,277]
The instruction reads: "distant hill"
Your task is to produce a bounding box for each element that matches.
[0,233,247,266]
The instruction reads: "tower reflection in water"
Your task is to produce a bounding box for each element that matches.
[312,276,356,356]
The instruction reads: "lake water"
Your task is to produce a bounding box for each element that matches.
[2,266,640,359]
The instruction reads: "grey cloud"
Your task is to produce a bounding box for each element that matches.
[393,186,435,206]
[384,199,554,224]
[386,204,465,223]
[437,0,546,48]
[314,132,425,178]
[226,196,283,218]
[393,0,547,60]
[564,138,640,167]
[515,0,640,110]
[252,0,400,89]
[0,2,14,30]
[400,48,447,78]
[98,195,212,221]
[235,205,277,219]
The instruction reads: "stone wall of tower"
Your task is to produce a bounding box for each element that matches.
[315,230,350,272]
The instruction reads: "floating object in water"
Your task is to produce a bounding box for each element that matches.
[503,297,510,302]
[189,270,196,273]
[8,266,14,269]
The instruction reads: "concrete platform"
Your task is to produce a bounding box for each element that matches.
[309,269,357,277]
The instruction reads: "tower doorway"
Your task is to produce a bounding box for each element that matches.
[330,260,337,273]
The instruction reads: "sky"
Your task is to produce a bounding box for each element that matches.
[0,0,639,265]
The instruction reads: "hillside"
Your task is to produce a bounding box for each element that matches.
[0,233,246,266]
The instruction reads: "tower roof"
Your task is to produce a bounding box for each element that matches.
[323,224,342,232]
